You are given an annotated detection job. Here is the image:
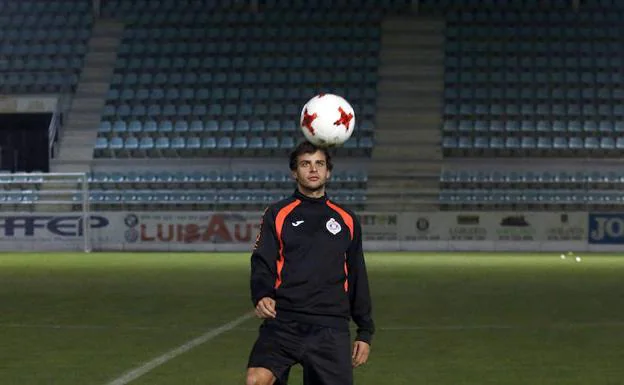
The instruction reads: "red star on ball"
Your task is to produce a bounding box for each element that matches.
[302,108,317,135]
[333,107,353,131]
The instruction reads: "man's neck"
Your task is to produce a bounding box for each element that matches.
[297,186,325,199]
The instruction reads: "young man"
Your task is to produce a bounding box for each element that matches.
[246,141,374,385]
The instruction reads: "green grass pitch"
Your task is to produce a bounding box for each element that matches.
[1,252,624,384]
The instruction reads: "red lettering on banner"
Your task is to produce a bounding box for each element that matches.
[177,224,184,241]
[202,214,231,242]
[137,215,261,243]
[185,224,201,243]
[159,224,174,242]
[234,223,252,242]
[140,224,154,241]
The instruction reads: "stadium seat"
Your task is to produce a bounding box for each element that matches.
[99,121,112,134]
[94,137,108,156]
[280,136,295,149]
[174,121,189,134]
[202,137,217,150]
[442,136,457,150]
[600,137,615,150]
[124,137,139,155]
[205,120,219,133]
[235,121,250,133]
[189,120,203,133]
[109,137,124,151]
[553,137,568,149]
[217,137,233,150]
[187,137,201,152]
[112,120,127,135]
[233,137,248,150]
[569,137,584,150]
[94,6,380,160]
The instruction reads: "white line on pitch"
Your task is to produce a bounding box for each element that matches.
[104,312,254,385]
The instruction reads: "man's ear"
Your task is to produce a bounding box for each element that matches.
[291,170,297,181]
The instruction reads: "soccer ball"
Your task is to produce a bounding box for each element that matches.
[300,93,355,147]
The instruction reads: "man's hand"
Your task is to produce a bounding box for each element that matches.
[352,341,370,368]
[254,297,277,319]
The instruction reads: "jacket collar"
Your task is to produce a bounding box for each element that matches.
[293,189,327,203]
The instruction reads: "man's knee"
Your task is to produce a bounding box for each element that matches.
[246,367,276,385]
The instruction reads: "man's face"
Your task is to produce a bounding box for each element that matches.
[292,150,331,193]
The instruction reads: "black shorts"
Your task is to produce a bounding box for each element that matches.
[247,318,353,385]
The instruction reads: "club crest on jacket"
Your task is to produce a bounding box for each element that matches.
[326,218,342,235]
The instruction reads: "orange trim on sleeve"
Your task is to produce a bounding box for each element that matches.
[326,200,354,240]
[327,201,355,293]
[274,199,301,289]
[343,256,349,292]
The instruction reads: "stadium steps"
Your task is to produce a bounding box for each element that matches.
[367,15,444,211]
[374,128,439,145]
[52,19,124,173]
[366,171,440,211]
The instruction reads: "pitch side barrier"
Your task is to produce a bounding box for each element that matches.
[1,206,622,251]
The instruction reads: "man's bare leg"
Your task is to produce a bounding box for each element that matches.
[246,367,276,385]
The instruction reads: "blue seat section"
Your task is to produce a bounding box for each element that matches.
[93,134,375,158]
[89,169,367,188]
[96,2,381,158]
[442,8,624,157]
[85,188,367,206]
[440,168,624,206]
[420,0,570,13]
[441,169,624,186]
[0,0,92,93]
[259,0,410,11]
[439,188,622,206]
[86,169,368,206]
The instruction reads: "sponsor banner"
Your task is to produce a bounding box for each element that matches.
[588,213,624,244]
[400,213,448,241]
[118,212,262,248]
[0,95,58,113]
[0,211,590,251]
[0,212,262,251]
[449,213,488,241]
[488,212,585,242]
[392,240,588,252]
[400,212,489,241]
[359,212,399,241]
[489,213,536,241]
[541,212,586,241]
[400,212,586,242]
[0,213,112,250]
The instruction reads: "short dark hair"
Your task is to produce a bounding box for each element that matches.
[289,141,334,171]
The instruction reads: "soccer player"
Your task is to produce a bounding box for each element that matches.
[245,141,375,385]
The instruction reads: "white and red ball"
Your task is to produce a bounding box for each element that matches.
[299,93,355,147]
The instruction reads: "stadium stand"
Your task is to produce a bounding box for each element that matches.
[442,8,624,158]
[0,0,92,93]
[95,0,382,160]
[75,0,392,208]
[439,5,624,209]
[440,168,623,209]
[82,168,367,209]
[8,0,624,212]
[0,168,368,210]
[1,0,418,210]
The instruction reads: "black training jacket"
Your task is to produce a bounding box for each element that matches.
[250,189,375,344]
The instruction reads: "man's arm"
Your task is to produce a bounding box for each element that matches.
[346,218,375,345]
[250,207,279,306]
